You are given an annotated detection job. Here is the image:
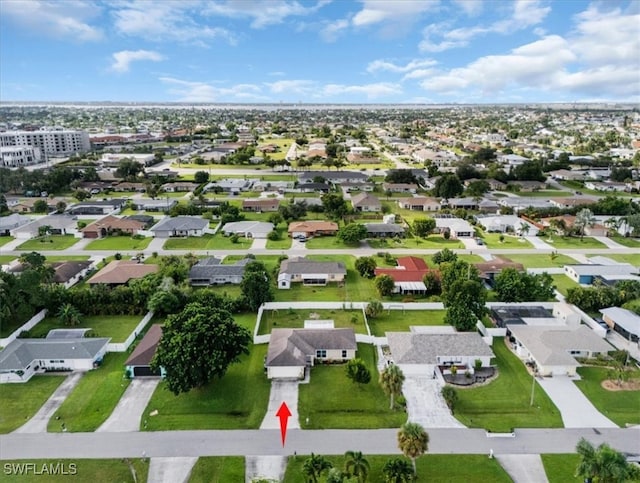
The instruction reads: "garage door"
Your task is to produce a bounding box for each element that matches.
[133,366,160,377]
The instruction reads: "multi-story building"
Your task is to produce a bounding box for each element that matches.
[0,146,42,167]
[0,130,91,157]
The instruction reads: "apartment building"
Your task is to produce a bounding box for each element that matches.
[0,129,91,157]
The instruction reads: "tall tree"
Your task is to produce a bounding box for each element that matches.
[374,274,395,297]
[344,450,370,483]
[240,261,274,311]
[321,193,349,221]
[379,364,405,410]
[303,453,333,483]
[57,303,82,327]
[433,173,463,199]
[355,256,377,279]
[494,269,555,302]
[152,302,251,395]
[575,438,640,483]
[382,457,414,483]
[440,260,487,330]
[337,224,367,245]
[397,422,429,476]
[575,208,595,239]
[412,218,436,238]
[432,248,457,265]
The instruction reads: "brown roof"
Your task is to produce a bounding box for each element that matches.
[474,256,524,276]
[399,196,440,206]
[52,261,92,283]
[88,260,158,285]
[242,198,281,208]
[287,220,339,233]
[81,215,145,234]
[125,324,163,366]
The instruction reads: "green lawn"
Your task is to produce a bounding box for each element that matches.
[258,308,367,335]
[504,253,577,268]
[265,229,292,249]
[541,235,607,249]
[574,366,640,427]
[368,235,464,250]
[163,233,253,250]
[0,255,16,264]
[84,236,152,251]
[368,310,447,337]
[427,254,485,265]
[516,190,571,198]
[27,315,144,343]
[284,454,511,483]
[476,233,533,249]
[232,312,260,332]
[0,376,65,433]
[44,255,91,262]
[223,254,282,273]
[305,235,353,250]
[0,236,15,247]
[551,274,580,297]
[0,459,149,483]
[298,344,407,429]
[16,235,78,251]
[453,339,563,432]
[541,454,582,483]
[609,235,640,248]
[142,344,269,430]
[595,254,640,266]
[188,457,245,483]
[48,352,131,432]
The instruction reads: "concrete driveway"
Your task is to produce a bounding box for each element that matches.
[97,378,160,432]
[251,238,267,249]
[260,379,300,430]
[148,457,197,483]
[14,372,84,434]
[536,375,617,428]
[496,454,549,483]
[403,376,464,428]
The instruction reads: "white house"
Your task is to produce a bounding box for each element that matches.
[434,217,474,238]
[10,214,79,240]
[150,216,208,238]
[221,221,274,239]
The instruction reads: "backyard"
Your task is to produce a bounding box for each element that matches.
[188,457,245,483]
[0,459,149,483]
[298,344,407,429]
[17,235,78,251]
[574,366,640,427]
[163,233,253,250]
[27,315,144,343]
[141,344,269,430]
[0,376,64,433]
[551,274,580,297]
[48,352,131,432]
[258,308,367,335]
[84,236,152,251]
[368,309,447,337]
[453,339,563,432]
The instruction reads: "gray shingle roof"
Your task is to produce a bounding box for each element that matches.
[365,223,405,234]
[279,257,346,276]
[0,338,111,371]
[266,328,357,367]
[386,332,494,364]
[189,257,250,279]
[151,216,208,232]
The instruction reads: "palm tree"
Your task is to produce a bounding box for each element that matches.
[549,218,568,237]
[302,453,332,483]
[379,364,405,410]
[382,457,414,483]
[518,222,530,238]
[397,422,429,476]
[575,438,640,483]
[344,450,370,483]
[57,303,82,327]
[604,217,621,237]
[574,208,595,240]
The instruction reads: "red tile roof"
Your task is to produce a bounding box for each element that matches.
[374,256,431,282]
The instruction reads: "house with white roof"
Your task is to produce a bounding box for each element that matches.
[221,221,273,239]
[600,307,640,343]
[434,217,474,238]
[564,263,638,285]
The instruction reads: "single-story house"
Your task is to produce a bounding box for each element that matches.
[203,178,258,194]
[221,221,274,238]
[444,197,478,210]
[0,213,30,235]
[584,181,627,192]
[539,214,608,237]
[131,199,178,212]
[265,328,357,379]
[383,182,418,193]
[0,337,110,383]
[564,263,638,285]
[386,331,494,377]
[340,182,375,192]
[599,307,640,343]
[475,215,538,235]
[124,324,165,378]
[298,171,369,184]
[434,217,474,238]
[188,257,251,286]
[507,180,546,192]
[474,257,524,285]
[81,215,146,238]
[278,256,346,289]
[242,198,281,212]
[497,197,554,212]
[364,223,406,238]
[374,256,431,295]
[288,221,339,238]
[88,260,159,286]
[66,199,127,216]
[9,197,67,214]
[298,182,331,193]
[508,324,613,376]
[52,261,93,288]
[112,182,146,192]
[10,214,79,239]
[161,182,198,193]
[549,197,597,209]
[397,197,441,212]
[351,192,381,212]
[150,216,208,238]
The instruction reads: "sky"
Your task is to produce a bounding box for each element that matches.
[1,0,639,103]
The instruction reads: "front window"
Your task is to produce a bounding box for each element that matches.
[316,349,327,358]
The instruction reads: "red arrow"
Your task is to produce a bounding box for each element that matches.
[275,402,292,447]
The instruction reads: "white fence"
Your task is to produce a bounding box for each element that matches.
[0,309,47,347]
[107,311,154,352]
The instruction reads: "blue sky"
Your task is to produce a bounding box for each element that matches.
[1,0,638,103]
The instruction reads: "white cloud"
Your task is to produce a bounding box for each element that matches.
[159,77,266,102]
[111,50,164,73]
[2,0,103,41]
[204,0,331,28]
[320,18,350,42]
[113,1,236,45]
[352,0,440,27]
[321,82,402,99]
[452,0,483,16]
[367,58,437,74]
[266,80,317,96]
[420,0,551,52]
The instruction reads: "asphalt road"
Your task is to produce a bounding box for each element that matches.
[1,428,639,460]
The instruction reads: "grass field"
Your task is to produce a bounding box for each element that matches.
[28,315,143,343]
[163,233,253,250]
[44,255,91,262]
[609,235,640,248]
[574,366,640,427]
[0,255,16,264]
[0,459,149,483]
[188,457,245,483]
[541,235,607,249]
[516,190,571,198]
[453,339,563,432]
[48,352,131,432]
[298,344,407,429]
[223,254,282,272]
[477,233,533,249]
[541,454,582,483]
[283,454,512,482]
[265,228,292,249]
[596,254,640,266]
[368,310,447,336]
[551,274,580,297]
[84,236,152,251]
[258,308,367,335]
[504,253,577,268]
[368,235,464,250]
[0,376,65,433]
[232,312,260,332]
[142,344,269,430]
[17,235,78,251]
[0,236,15,247]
